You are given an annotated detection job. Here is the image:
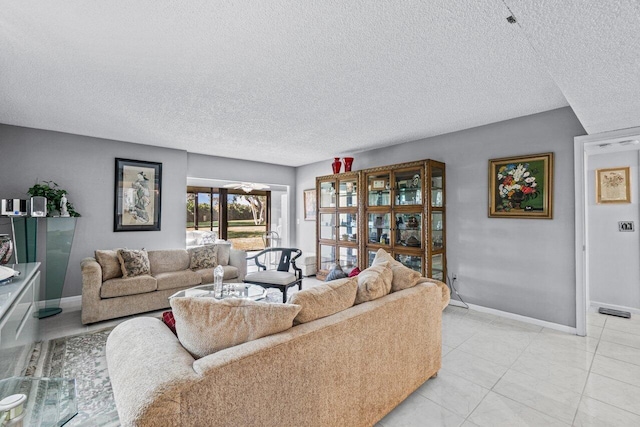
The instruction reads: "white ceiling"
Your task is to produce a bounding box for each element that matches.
[0,1,637,166]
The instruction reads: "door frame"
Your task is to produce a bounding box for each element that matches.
[574,126,640,336]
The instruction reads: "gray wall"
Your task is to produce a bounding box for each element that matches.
[587,150,640,310]
[296,107,586,327]
[0,125,297,299]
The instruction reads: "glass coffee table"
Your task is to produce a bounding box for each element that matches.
[0,376,77,426]
[170,283,267,300]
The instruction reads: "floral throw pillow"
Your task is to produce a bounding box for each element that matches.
[189,245,218,270]
[117,248,151,278]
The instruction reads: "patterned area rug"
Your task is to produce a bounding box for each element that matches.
[29,328,120,426]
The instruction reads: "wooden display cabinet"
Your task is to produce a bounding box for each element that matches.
[316,171,361,278]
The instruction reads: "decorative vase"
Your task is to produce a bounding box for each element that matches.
[0,234,13,265]
[343,157,354,172]
[332,157,342,174]
[510,192,525,209]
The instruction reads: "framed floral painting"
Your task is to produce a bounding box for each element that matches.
[304,189,316,221]
[489,152,554,219]
[596,167,630,204]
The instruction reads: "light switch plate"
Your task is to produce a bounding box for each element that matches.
[618,221,634,232]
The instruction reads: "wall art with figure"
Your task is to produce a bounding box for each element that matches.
[488,152,553,219]
[114,158,162,231]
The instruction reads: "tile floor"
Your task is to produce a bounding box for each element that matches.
[39,291,640,427]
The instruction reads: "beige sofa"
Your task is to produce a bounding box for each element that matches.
[106,279,450,426]
[81,246,247,324]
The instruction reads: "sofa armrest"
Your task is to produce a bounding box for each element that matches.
[417,277,450,310]
[229,249,247,281]
[81,257,103,324]
[106,317,199,426]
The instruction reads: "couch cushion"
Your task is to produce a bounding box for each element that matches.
[354,261,392,305]
[100,275,157,298]
[288,276,358,324]
[372,248,422,292]
[196,265,239,284]
[95,249,122,281]
[155,270,202,291]
[188,245,218,270]
[244,270,297,286]
[216,243,232,266]
[148,249,191,275]
[325,263,347,281]
[170,297,301,358]
[117,249,151,278]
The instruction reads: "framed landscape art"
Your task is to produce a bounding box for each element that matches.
[114,158,162,231]
[488,152,554,219]
[596,167,630,204]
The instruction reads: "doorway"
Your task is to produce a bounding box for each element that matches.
[575,127,640,336]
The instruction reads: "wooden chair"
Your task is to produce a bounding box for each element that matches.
[244,248,303,303]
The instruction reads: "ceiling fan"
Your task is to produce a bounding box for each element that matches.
[223,182,270,193]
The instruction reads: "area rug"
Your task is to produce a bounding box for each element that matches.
[28,328,120,426]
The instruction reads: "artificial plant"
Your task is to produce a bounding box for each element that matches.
[26,180,81,217]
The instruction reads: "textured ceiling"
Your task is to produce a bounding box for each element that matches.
[506,0,640,135]
[3,1,627,166]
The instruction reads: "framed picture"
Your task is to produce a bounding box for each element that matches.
[489,152,554,219]
[114,158,162,231]
[304,189,316,221]
[596,167,631,204]
[371,179,386,190]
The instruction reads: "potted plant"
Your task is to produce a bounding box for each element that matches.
[26,181,81,217]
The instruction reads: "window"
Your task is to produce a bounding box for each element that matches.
[187,186,270,251]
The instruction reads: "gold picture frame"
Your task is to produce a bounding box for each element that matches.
[596,167,631,204]
[304,189,316,221]
[488,152,554,219]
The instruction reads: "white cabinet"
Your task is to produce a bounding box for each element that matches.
[0,263,40,379]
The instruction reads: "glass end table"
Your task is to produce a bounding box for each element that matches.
[0,376,77,426]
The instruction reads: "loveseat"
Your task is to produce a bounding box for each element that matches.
[81,245,246,324]
[106,255,450,426]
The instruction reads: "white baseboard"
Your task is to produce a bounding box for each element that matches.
[37,295,82,312]
[448,299,577,335]
[590,301,640,315]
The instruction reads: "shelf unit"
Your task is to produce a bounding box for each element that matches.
[315,159,446,282]
[316,171,361,278]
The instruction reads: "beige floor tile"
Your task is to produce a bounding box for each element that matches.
[378,392,464,427]
[510,352,589,394]
[493,370,581,424]
[583,373,640,416]
[442,349,508,389]
[524,339,595,371]
[573,395,640,427]
[468,392,568,427]
[600,328,640,349]
[603,316,640,336]
[590,353,640,387]
[597,340,640,366]
[416,370,489,417]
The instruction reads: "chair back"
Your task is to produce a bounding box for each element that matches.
[276,248,299,272]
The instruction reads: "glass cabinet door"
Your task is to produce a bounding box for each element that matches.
[338,213,357,242]
[367,250,377,267]
[320,181,336,208]
[338,179,358,207]
[367,173,391,206]
[339,247,358,272]
[396,253,422,273]
[431,166,444,208]
[319,245,336,270]
[431,254,444,281]
[368,213,391,245]
[394,169,422,206]
[394,212,422,248]
[319,213,336,240]
[431,211,443,251]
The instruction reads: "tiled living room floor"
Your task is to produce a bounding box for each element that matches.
[40,285,640,426]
